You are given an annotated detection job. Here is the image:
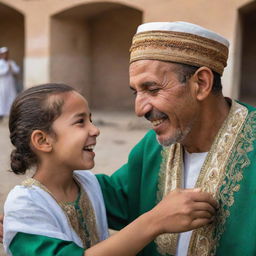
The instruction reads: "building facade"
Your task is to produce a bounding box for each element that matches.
[0,0,255,110]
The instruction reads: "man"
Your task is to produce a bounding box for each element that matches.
[0,47,20,120]
[96,21,256,255]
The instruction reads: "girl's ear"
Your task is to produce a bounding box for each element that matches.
[192,66,214,101]
[30,130,53,153]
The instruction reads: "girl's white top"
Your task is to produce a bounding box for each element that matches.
[3,170,109,255]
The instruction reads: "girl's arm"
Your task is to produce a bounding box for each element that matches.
[4,188,217,256]
[85,188,217,256]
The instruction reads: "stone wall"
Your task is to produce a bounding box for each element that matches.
[0,0,255,108]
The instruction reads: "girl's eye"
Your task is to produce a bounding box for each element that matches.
[76,118,84,124]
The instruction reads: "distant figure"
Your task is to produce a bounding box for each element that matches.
[0,47,20,120]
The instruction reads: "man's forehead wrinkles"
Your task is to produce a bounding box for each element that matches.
[130,72,157,85]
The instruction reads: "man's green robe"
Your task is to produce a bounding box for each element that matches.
[97,101,256,256]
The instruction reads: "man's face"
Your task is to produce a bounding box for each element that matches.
[129,60,199,146]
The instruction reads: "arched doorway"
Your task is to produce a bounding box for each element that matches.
[50,2,142,110]
[0,2,24,92]
[239,1,256,105]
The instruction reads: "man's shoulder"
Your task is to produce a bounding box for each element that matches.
[129,129,162,158]
[142,129,158,142]
[236,100,256,113]
[136,129,161,149]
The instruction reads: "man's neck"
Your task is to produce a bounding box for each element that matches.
[183,96,231,153]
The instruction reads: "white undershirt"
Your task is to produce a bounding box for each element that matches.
[176,150,208,256]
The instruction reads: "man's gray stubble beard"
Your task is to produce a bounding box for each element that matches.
[156,126,192,147]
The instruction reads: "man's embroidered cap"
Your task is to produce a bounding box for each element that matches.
[130,21,229,75]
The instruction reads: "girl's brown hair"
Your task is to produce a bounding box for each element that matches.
[9,83,75,174]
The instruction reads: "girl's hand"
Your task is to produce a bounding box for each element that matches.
[149,188,218,234]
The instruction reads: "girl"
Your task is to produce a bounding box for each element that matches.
[3,83,217,256]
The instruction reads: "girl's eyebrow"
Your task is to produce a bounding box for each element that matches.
[73,112,87,118]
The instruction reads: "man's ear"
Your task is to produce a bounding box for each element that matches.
[30,130,53,153]
[192,67,214,101]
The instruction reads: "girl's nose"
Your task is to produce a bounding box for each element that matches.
[90,123,100,137]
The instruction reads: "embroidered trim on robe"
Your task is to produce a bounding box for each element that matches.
[155,100,248,255]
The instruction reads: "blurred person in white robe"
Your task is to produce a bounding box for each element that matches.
[0,47,20,120]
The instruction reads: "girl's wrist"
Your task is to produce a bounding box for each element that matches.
[139,209,163,239]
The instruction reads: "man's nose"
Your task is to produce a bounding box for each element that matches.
[135,93,152,117]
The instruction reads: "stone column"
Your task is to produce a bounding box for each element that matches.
[24,8,50,88]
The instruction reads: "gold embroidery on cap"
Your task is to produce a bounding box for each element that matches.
[130,31,228,75]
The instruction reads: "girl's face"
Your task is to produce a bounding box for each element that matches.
[50,91,100,171]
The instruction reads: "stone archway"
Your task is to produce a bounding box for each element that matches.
[0,2,24,92]
[50,2,142,110]
[239,1,256,105]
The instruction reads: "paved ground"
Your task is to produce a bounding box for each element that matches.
[0,111,150,254]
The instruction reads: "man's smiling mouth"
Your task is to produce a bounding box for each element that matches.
[151,119,166,127]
